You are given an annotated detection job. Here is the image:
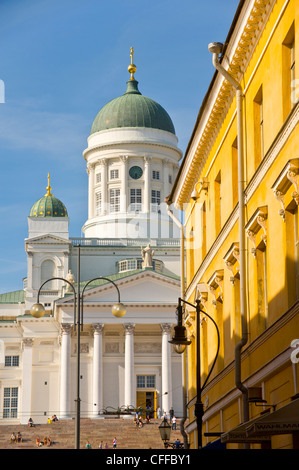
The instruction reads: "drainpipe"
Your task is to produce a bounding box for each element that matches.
[167,205,189,448]
[208,42,249,425]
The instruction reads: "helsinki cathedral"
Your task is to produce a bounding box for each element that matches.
[0,49,185,424]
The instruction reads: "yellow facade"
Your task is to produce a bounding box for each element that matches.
[169,0,299,449]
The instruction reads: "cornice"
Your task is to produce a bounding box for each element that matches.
[185,101,298,300]
[173,0,277,208]
[83,140,182,162]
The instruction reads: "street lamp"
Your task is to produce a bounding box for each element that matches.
[158,418,171,446]
[30,245,126,449]
[169,297,220,449]
[158,418,183,448]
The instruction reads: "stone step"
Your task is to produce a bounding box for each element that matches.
[0,418,184,449]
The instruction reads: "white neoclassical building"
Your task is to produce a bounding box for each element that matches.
[0,51,185,424]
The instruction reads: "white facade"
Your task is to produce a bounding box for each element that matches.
[83,126,181,239]
[0,68,184,424]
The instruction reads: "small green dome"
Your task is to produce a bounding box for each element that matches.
[90,79,175,135]
[30,174,68,218]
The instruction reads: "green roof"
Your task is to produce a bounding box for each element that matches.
[30,194,68,218]
[91,80,175,135]
[0,290,25,304]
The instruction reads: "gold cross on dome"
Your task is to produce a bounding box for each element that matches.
[128,46,136,80]
[45,172,53,196]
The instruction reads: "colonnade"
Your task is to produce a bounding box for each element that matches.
[87,156,177,218]
[58,322,173,418]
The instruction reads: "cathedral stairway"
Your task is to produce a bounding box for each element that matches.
[0,418,185,449]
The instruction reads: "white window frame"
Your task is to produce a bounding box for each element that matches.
[3,387,18,419]
[95,192,102,216]
[130,188,142,212]
[151,190,161,212]
[152,170,160,180]
[110,169,119,180]
[96,172,101,184]
[136,375,156,389]
[110,188,120,213]
[5,356,19,367]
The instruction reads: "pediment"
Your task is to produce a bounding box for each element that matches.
[57,270,180,305]
[25,234,71,245]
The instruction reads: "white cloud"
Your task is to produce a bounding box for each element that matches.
[0,102,87,157]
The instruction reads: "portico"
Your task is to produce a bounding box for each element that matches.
[55,270,181,418]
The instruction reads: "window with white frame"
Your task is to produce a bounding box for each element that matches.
[3,387,18,418]
[130,188,142,212]
[137,375,156,388]
[95,192,102,216]
[118,258,162,273]
[5,356,19,367]
[110,169,119,180]
[151,190,161,212]
[96,172,101,184]
[110,188,120,212]
[152,170,160,180]
[168,174,172,184]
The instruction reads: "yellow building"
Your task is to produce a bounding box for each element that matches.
[167,0,299,449]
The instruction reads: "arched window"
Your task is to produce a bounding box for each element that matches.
[41,260,55,290]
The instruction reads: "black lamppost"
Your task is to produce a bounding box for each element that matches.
[158,418,183,448]
[30,245,126,449]
[169,298,220,449]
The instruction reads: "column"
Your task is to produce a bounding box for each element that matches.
[144,156,151,213]
[87,163,95,219]
[26,251,33,292]
[120,155,128,213]
[101,159,108,215]
[20,338,34,424]
[59,324,72,419]
[161,324,172,415]
[124,323,135,408]
[92,323,104,417]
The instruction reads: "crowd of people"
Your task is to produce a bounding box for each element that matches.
[86,437,117,449]
[9,416,57,447]
[10,407,179,449]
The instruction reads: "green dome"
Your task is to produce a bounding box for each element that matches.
[90,79,176,135]
[30,195,68,218]
[30,175,68,218]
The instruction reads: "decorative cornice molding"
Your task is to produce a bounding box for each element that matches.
[245,206,268,257]
[173,0,278,208]
[272,158,299,221]
[185,103,299,300]
[207,270,224,305]
[223,242,240,285]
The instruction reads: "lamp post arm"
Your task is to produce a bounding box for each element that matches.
[178,297,220,391]
[81,277,121,302]
[80,276,122,330]
[37,277,77,328]
[200,309,220,391]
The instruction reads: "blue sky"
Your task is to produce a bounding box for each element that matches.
[0,0,239,294]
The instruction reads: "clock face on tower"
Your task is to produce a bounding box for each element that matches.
[129,166,143,179]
